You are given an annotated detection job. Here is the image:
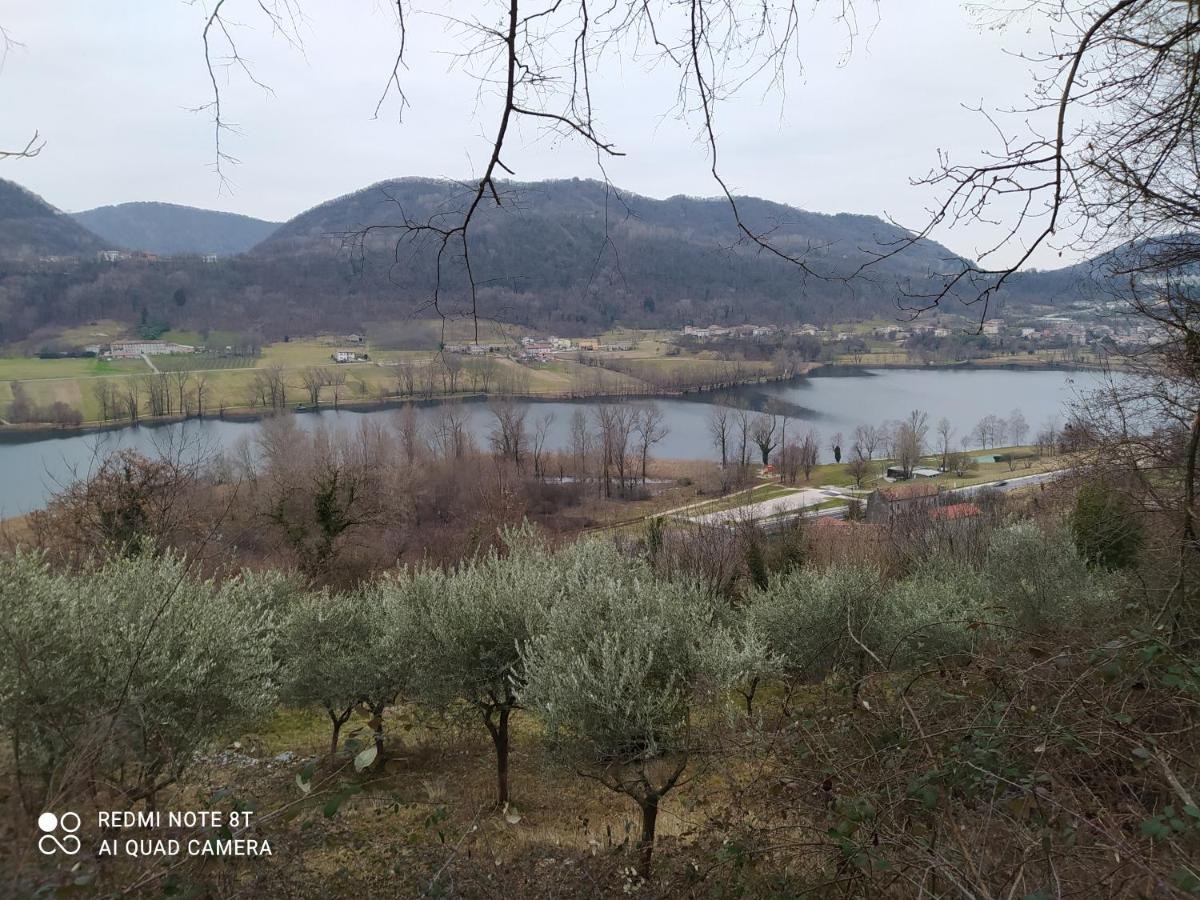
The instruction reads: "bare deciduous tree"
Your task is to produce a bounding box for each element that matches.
[752,413,779,467]
[634,403,668,483]
[708,406,731,468]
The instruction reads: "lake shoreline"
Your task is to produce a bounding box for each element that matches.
[0,358,1109,445]
[0,366,1106,515]
[0,368,809,446]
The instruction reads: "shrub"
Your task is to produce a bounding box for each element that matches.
[1070,481,1146,570]
[881,555,989,667]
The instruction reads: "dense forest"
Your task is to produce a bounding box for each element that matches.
[0,177,1099,346]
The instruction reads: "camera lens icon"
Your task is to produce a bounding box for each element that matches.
[37,811,81,856]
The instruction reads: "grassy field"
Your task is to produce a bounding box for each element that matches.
[153,354,259,373]
[0,325,770,426]
[159,328,250,349]
[0,356,146,381]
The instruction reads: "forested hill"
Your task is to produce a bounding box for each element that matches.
[0,175,1099,345]
[73,202,280,256]
[0,179,110,258]
[253,177,990,326]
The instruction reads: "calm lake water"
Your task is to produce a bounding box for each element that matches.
[0,367,1109,517]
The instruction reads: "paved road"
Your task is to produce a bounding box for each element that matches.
[687,487,837,526]
[954,469,1066,495]
[700,468,1071,531]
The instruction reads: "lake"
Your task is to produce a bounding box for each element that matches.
[0,366,1109,517]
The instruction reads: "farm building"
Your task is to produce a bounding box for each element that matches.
[109,340,194,358]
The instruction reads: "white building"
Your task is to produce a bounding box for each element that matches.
[109,340,194,358]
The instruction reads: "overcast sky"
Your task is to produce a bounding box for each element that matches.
[0,1,1074,267]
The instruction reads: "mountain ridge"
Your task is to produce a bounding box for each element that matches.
[73,201,280,256]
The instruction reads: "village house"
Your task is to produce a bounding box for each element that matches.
[331,350,368,363]
[865,482,940,523]
[982,318,1006,335]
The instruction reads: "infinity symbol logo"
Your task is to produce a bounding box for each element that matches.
[37,811,81,855]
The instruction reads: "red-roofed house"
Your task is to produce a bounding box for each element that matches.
[866,482,940,523]
[929,502,982,521]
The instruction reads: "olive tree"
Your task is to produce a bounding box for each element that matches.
[0,550,277,806]
[880,556,989,668]
[520,550,761,877]
[747,560,991,699]
[747,564,885,687]
[407,528,557,807]
[984,521,1120,631]
[280,582,420,762]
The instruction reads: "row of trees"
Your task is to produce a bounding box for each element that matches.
[5,381,82,427]
[92,371,213,423]
[706,405,821,480]
[404,399,672,495]
[0,514,1126,878]
[703,404,1056,488]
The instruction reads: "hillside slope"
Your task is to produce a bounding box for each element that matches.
[73,202,280,256]
[0,179,110,258]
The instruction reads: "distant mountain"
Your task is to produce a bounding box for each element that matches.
[0,175,1104,346]
[255,176,985,326]
[72,202,280,256]
[0,178,110,258]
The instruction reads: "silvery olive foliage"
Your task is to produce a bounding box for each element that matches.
[0,550,277,802]
[278,578,421,757]
[399,525,560,804]
[519,540,764,873]
[521,561,756,767]
[749,523,1122,688]
[747,564,886,680]
[984,521,1121,630]
[880,555,991,668]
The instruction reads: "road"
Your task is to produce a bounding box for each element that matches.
[954,469,1066,495]
[689,468,1071,531]
[687,488,838,526]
